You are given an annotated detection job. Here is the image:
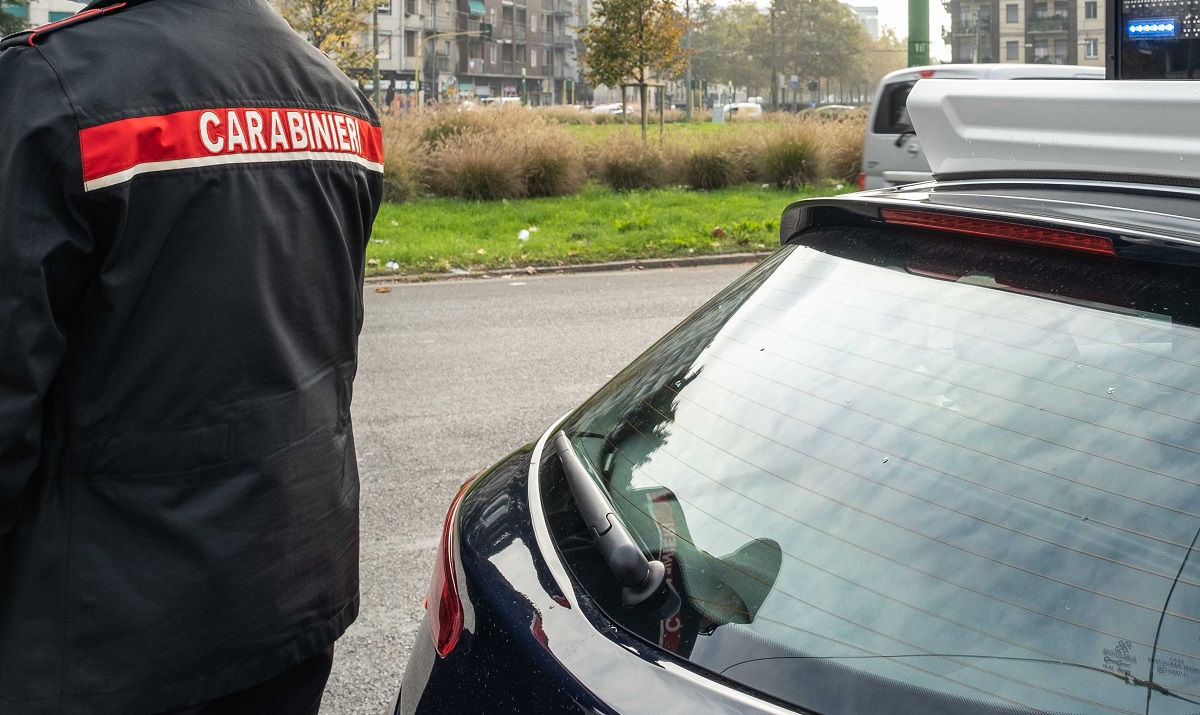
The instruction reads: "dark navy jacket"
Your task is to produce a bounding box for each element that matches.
[0,1,383,711]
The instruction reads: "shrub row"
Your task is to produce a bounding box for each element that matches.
[380,107,864,203]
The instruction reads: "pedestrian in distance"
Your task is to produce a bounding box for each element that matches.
[0,0,384,712]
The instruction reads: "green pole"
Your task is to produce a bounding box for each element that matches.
[908,0,930,67]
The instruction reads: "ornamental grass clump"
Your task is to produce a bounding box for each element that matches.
[682,143,741,191]
[758,125,822,189]
[418,111,479,148]
[522,136,587,198]
[380,116,426,203]
[427,133,526,201]
[812,115,865,183]
[595,139,669,191]
[536,105,593,125]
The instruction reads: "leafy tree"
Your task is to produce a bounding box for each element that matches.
[0,1,30,37]
[866,26,907,87]
[771,0,867,97]
[696,1,770,102]
[279,0,377,75]
[580,0,688,143]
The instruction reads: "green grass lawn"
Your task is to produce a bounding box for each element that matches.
[367,181,847,276]
[560,118,775,146]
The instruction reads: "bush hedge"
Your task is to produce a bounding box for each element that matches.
[380,107,864,202]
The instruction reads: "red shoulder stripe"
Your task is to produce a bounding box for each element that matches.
[26,3,127,46]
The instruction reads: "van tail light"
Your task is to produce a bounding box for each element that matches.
[426,473,481,657]
[880,209,1115,256]
[857,172,866,192]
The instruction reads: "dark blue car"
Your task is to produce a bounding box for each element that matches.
[396,82,1200,714]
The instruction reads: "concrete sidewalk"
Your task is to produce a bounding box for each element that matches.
[364,251,773,284]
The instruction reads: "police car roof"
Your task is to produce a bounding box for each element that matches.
[907,79,1200,184]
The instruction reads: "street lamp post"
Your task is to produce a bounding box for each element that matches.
[684,0,692,120]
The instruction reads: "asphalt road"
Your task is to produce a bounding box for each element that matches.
[321,263,754,714]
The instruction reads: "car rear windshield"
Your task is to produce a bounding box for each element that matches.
[543,224,1200,715]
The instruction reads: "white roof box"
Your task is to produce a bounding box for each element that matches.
[907,80,1200,182]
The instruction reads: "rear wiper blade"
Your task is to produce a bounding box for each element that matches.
[553,430,679,614]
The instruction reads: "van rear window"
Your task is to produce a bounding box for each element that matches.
[873,80,916,134]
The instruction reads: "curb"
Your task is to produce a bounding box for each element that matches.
[364,252,774,285]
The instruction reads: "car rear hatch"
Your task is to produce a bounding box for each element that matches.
[539,180,1200,715]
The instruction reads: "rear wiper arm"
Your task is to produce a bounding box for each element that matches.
[553,430,678,614]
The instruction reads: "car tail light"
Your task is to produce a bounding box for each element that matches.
[857,172,866,192]
[880,209,1115,256]
[426,473,481,658]
[918,69,936,78]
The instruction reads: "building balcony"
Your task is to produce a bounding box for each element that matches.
[500,22,526,41]
[502,60,516,74]
[1027,14,1068,32]
[464,57,486,74]
[1032,54,1069,64]
[950,19,991,35]
[549,31,572,46]
[545,0,574,15]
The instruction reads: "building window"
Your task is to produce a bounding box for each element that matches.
[1006,3,1017,22]
[1034,38,1048,59]
[2,3,28,19]
[1033,2,1047,17]
[49,11,73,21]
[1006,40,1019,60]
[405,30,417,56]
[531,50,537,67]
[1085,37,1099,57]
[406,0,417,15]
[378,31,392,59]
[1085,1,1097,19]
[490,45,497,63]
[378,0,392,14]
[531,13,536,31]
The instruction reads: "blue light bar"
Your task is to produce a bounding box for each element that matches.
[1126,17,1178,38]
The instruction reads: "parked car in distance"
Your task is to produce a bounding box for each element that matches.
[860,63,1103,191]
[721,101,763,120]
[479,97,522,109]
[396,79,1200,715]
[591,102,642,115]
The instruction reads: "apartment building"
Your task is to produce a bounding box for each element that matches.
[4,1,584,106]
[944,0,1105,66]
[371,0,583,106]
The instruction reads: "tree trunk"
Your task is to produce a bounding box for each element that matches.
[640,83,649,145]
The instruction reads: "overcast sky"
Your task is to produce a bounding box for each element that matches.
[844,0,952,60]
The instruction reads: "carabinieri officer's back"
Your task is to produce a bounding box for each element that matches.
[0,1,383,712]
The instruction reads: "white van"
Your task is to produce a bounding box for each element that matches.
[860,64,1103,190]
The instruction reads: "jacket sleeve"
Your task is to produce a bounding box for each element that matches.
[0,48,96,542]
